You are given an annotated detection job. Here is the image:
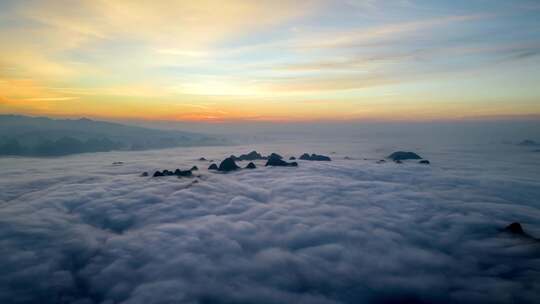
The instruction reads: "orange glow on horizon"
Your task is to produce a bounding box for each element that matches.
[1,1,539,122]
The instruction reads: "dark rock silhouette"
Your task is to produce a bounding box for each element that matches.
[268,153,283,160]
[376,159,386,164]
[419,160,430,165]
[180,170,193,177]
[503,222,526,235]
[502,222,539,241]
[174,169,192,177]
[518,139,540,146]
[311,154,331,161]
[153,168,193,177]
[312,154,331,161]
[394,160,403,164]
[299,153,311,160]
[199,157,207,161]
[289,156,296,160]
[388,151,422,161]
[208,163,218,170]
[112,161,124,165]
[265,154,298,167]
[245,162,256,169]
[300,153,331,161]
[191,166,199,171]
[233,151,267,161]
[218,157,240,172]
[141,172,149,177]
[344,156,352,160]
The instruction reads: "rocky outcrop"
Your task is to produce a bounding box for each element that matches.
[504,222,525,234]
[208,163,218,170]
[501,222,539,241]
[245,162,256,169]
[419,160,430,165]
[387,151,422,161]
[218,157,240,172]
[299,153,331,161]
[299,153,310,160]
[152,168,194,177]
[174,169,193,177]
[232,151,267,161]
[268,153,283,160]
[265,154,298,167]
[518,140,540,147]
[162,170,174,176]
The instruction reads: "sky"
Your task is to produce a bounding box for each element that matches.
[0,0,540,122]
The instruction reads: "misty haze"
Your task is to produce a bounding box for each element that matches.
[1,1,540,304]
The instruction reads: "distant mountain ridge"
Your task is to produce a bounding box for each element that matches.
[0,115,225,156]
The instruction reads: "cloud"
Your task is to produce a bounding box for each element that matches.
[24,97,79,102]
[284,14,489,51]
[3,0,320,61]
[263,74,396,92]
[0,137,539,303]
[1,1,540,121]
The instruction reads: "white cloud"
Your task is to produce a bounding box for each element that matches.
[0,137,539,303]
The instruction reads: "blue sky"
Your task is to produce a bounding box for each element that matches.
[0,0,539,121]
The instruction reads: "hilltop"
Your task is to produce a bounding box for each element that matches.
[0,115,225,156]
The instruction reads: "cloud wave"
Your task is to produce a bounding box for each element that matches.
[0,143,539,303]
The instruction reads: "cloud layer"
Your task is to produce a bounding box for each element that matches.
[1,138,539,303]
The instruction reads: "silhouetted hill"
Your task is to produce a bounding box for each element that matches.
[0,115,225,156]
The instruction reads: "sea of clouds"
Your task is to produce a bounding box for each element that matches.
[1,135,539,304]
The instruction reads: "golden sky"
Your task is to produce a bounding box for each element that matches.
[1,0,539,122]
